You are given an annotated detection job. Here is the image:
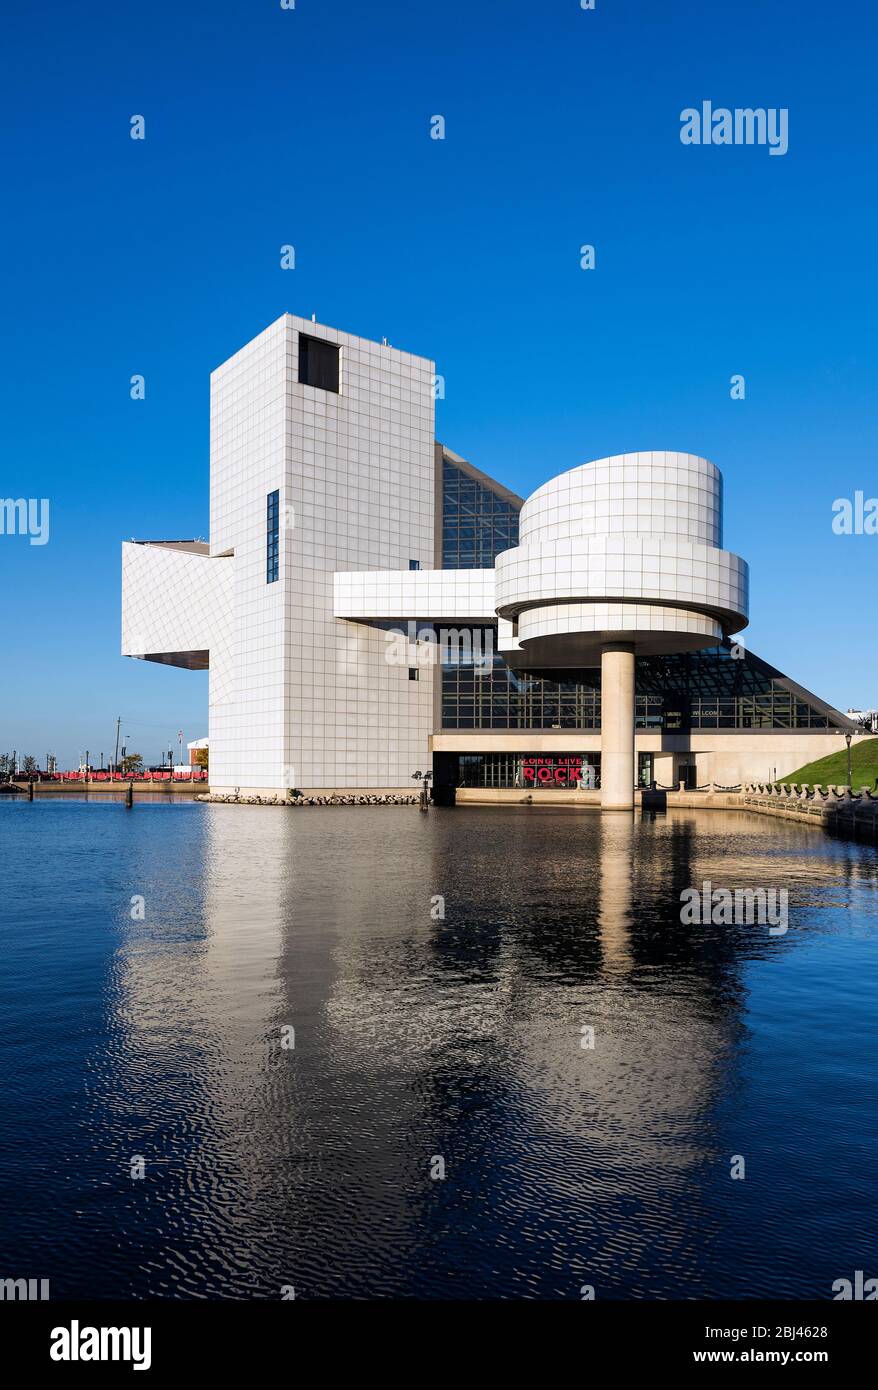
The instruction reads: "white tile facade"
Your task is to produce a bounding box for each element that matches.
[334,568,495,622]
[517,603,721,643]
[495,536,748,625]
[209,314,435,790]
[495,451,748,667]
[122,333,763,791]
[519,452,723,547]
[121,542,234,704]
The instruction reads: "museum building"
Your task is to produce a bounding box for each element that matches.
[121,314,857,807]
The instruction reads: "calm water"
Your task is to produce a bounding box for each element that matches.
[1,799,876,1300]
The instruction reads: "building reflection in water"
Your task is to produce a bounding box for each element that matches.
[598,811,635,974]
[98,802,878,1298]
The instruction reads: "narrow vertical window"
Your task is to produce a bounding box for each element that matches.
[267,490,279,583]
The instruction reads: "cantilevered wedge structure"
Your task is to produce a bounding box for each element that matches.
[122,314,857,806]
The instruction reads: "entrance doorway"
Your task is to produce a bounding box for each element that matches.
[677,760,698,790]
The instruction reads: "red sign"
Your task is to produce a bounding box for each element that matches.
[521,756,588,786]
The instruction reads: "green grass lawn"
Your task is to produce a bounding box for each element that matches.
[774,736,878,788]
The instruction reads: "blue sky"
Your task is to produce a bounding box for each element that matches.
[1,0,876,767]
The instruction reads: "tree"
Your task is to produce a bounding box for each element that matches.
[193,747,208,769]
[21,755,38,776]
[121,753,143,776]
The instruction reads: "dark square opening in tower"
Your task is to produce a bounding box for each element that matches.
[298,334,339,392]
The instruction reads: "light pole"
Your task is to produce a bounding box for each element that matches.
[412,769,433,811]
[845,732,853,789]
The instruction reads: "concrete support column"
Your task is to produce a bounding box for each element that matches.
[601,643,635,811]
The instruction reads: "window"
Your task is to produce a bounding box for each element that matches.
[440,637,835,732]
[408,668,419,681]
[440,628,600,730]
[266,490,279,583]
[409,559,420,570]
[454,753,601,789]
[442,457,520,568]
[298,334,339,392]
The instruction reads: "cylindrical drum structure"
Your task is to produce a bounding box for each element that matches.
[494,452,749,809]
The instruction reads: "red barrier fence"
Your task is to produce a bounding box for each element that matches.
[20,770,209,783]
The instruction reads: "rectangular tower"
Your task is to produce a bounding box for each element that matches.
[208,313,436,792]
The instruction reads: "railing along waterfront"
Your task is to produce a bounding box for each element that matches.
[5,770,209,784]
[741,781,878,841]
